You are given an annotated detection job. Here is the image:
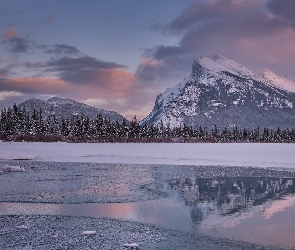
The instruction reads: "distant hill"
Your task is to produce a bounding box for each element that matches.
[142,55,295,129]
[18,97,125,123]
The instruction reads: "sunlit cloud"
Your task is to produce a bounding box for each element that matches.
[4,26,17,39]
[0,77,69,94]
[140,57,163,67]
[0,91,23,101]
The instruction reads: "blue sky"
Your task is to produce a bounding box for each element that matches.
[1,0,295,119]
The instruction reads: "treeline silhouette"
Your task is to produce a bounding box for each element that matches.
[1,104,295,143]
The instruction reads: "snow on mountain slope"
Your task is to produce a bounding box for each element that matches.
[260,69,295,93]
[142,55,295,129]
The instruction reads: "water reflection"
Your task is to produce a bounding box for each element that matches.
[167,177,295,227]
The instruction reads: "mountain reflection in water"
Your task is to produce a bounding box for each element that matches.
[167,177,295,226]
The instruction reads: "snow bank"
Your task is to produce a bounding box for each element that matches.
[0,165,26,172]
[1,142,295,169]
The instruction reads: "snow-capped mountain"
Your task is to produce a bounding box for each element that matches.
[142,55,295,129]
[18,97,125,122]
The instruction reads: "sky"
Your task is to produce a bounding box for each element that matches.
[0,0,295,120]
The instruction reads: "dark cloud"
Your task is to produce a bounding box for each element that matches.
[267,0,295,27]
[5,36,29,53]
[0,68,9,78]
[153,45,186,60]
[47,56,128,84]
[44,44,80,54]
[0,62,19,77]
[39,14,55,25]
[22,62,44,69]
[48,56,127,71]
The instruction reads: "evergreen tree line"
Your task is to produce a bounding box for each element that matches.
[1,104,295,143]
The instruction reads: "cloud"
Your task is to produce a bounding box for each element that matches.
[4,26,17,39]
[47,56,128,85]
[139,0,295,84]
[39,14,55,25]
[0,91,23,101]
[22,62,44,69]
[0,77,70,95]
[48,56,127,71]
[0,62,19,77]
[44,44,80,54]
[5,36,30,53]
[0,91,25,108]
[267,0,295,27]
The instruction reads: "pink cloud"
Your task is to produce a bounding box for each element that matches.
[140,57,162,68]
[237,28,295,68]
[4,26,17,39]
[0,77,69,94]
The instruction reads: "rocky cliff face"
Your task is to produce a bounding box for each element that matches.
[142,55,295,129]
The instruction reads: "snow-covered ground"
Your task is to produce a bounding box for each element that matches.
[0,142,295,168]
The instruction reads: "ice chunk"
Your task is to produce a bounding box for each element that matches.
[81,230,97,236]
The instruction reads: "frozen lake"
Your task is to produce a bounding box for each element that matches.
[1,142,295,168]
[1,143,295,249]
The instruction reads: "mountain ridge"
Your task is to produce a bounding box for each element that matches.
[18,97,125,123]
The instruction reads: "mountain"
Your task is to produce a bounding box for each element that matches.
[142,55,295,129]
[18,97,125,123]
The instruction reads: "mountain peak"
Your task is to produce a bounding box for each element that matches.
[142,55,295,129]
[47,96,76,105]
[193,55,255,78]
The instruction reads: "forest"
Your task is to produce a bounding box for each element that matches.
[1,104,295,143]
